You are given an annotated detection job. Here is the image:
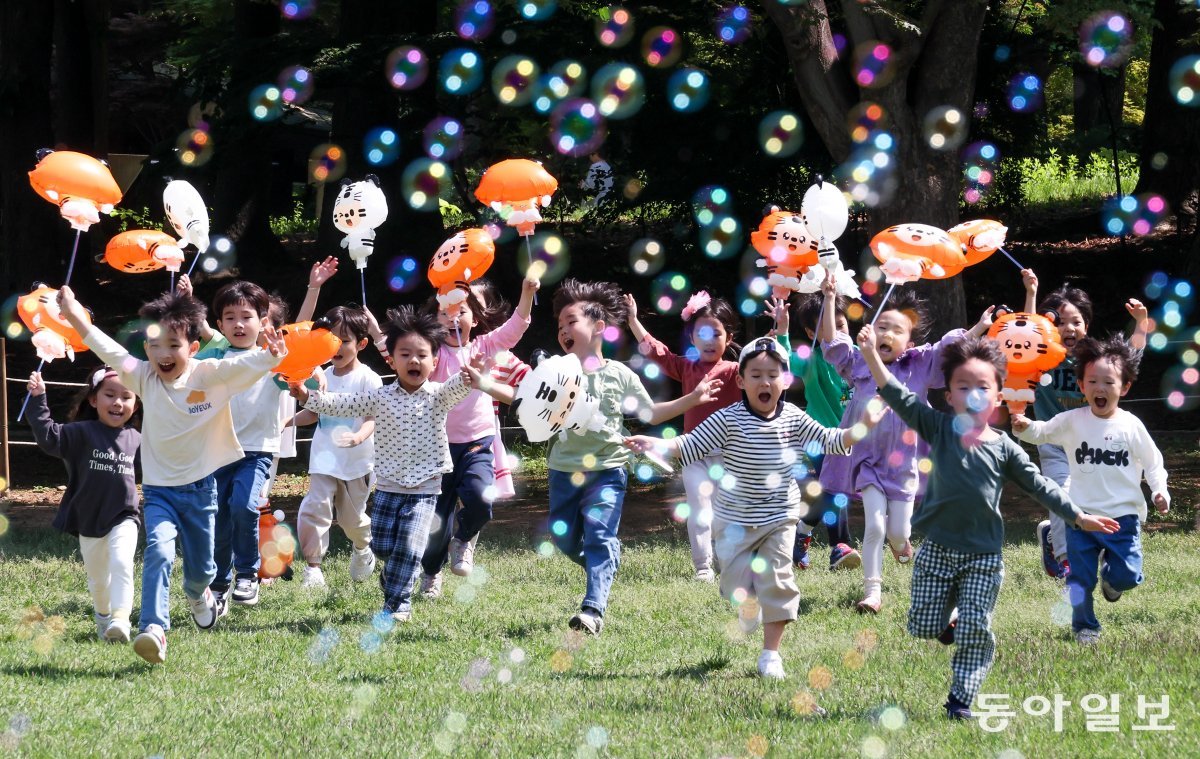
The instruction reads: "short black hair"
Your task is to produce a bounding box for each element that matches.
[941,335,1007,388]
[139,291,207,343]
[266,293,289,328]
[795,291,848,334]
[1073,334,1139,386]
[385,305,446,355]
[212,280,270,320]
[552,277,627,325]
[325,304,371,343]
[870,288,929,343]
[1040,285,1093,328]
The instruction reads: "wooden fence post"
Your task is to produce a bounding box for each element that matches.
[1,336,9,495]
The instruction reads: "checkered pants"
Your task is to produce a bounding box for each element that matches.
[372,491,437,614]
[907,541,1004,705]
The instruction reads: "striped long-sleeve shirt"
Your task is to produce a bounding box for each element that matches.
[676,400,850,526]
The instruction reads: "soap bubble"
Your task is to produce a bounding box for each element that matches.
[455,0,496,40]
[922,106,967,151]
[715,5,752,45]
[759,111,803,157]
[667,68,710,113]
[854,41,896,88]
[642,27,683,68]
[550,98,606,156]
[1007,72,1043,113]
[363,127,400,167]
[386,46,429,91]
[1080,11,1133,68]
[1170,55,1200,107]
[309,143,347,183]
[248,84,283,121]
[280,0,316,20]
[423,117,465,161]
[401,158,451,211]
[277,66,314,105]
[847,101,886,144]
[492,56,540,106]
[440,48,485,95]
[176,128,213,167]
[591,63,645,120]
[518,0,556,21]
[596,6,634,48]
[651,271,692,314]
[629,239,666,276]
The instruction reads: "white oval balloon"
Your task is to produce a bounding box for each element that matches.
[163,180,210,254]
[801,181,849,243]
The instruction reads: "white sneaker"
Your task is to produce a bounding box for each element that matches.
[420,573,443,600]
[232,577,259,606]
[568,608,604,636]
[449,535,477,577]
[133,624,167,664]
[391,610,412,623]
[694,567,716,583]
[301,566,327,588]
[757,650,787,679]
[349,545,376,582]
[94,612,112,641]
[104,617,131,644]
[189,587,218,630]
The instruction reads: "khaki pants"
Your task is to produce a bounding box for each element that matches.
[713,516,800,624]
[298,473,374,564]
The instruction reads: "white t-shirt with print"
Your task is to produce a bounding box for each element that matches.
[308,363,382,480]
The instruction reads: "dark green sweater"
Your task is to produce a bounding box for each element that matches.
[879,377,1081,554]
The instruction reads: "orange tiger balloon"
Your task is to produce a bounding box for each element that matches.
[986,307,1067,414]
[428,228,495,311]
[750,210,819,297]
[273,320,340,385]
[947,219,1008,267]
[16,284,91,362]
[870,223,966,282]
[105,230,185,274]
[28,149,123,232]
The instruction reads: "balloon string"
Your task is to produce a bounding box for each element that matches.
[63,230,82,286]
[997,246,1025,271]
[524,236,537,306]
[16,359,47,423]
[870,283,897,326]
[453,317,462,347]
[185,246,202,277]
[360,269,367,308]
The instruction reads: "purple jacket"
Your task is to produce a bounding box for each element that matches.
[818,329,967,502]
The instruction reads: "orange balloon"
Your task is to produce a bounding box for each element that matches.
[428,228,495,292]
[105,230,185,274]
[474,159,559,206]
[17,285,90,355]
[273,321,340,385]
[947,219,1008,267]
[28,150,123,231]
[986,309,1067,414]
[870,223,966,281]
[750,210,820,296]
[257,504,294,580]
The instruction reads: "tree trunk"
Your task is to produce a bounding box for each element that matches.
[53,0,111,153]
[0,1,58,295]
[764,0,989,335]
[1136,0,1200,251]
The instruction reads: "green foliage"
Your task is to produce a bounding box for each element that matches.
[269,201,319,238]
[1014,148,1140,206]
[109,206,158,233]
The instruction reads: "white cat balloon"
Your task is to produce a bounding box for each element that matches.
[163,179,210,254]
[333,175,389,270]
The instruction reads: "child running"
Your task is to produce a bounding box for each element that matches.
[27,368,141,644]
[624,337,884,684]
[819,276,994,612]
[856,327,1118,719]
[1012,336,1169,645]
[418,275,538,599]
[292,306,470,623]
[767,292,861,571]
[290,305,382,588]
[624,289,743,582]
[1020,269,1150,579]
[57,285,286,664]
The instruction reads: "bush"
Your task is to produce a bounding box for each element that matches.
[1015,148,1140,207]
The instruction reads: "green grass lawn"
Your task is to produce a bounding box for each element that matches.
[1,518,1197,757]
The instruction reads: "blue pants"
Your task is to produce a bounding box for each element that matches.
[212,452,273,590]
[372,491,437,614]
[1066,514,1143,632]
[547,468,626,615]
[421,437,495,577]
[908,541,1004,705]
[139,478,218,631]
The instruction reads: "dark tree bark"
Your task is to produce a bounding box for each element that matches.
[1073,62,1126,155]
[763,0,991,334]
[0,1,58,295]
[53,0,111,153]
[1135,0,1200,277]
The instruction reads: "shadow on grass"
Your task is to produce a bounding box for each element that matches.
[662,651,733,680]
[0,661,145,679]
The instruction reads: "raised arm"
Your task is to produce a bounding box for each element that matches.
[817,273,838,344]
[26,373,68,458]
[515,275,540,320]
[967,305,996,339]
[1021,268,1038,314]
[855,323,892,390]
[1125,298,1149,352]
[296,256,338,322]
[648,374,723,425]
[176,275,215,343]
[623,293,650,343]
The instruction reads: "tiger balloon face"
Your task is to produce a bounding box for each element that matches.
[751,211,818,268]
[884,223,954,248]
[987,311,1066,373]
[427,228,495,291]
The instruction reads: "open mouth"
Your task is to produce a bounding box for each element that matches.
[562,337,575,350]
[1013,351,1024,360]
[406,369,421,379]
[158,361,177,375]
[1094,397,1108,409]
[757,391,772,404]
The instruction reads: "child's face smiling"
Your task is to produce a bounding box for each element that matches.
[144,325,198,382]
[219,301,264,350]
[90,378,137,428]
[1056,302,1087,349]
[330,324,365,372]
[557,303,601,358]
[736,353,788,415]
[690,316,728,362]
[437,301,475,346]
[944,358,1000,424]
[1080,356,1129,418]
[391,333,438,392]
[871,309,916,364]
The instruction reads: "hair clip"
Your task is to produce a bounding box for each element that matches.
[681,291,712,321]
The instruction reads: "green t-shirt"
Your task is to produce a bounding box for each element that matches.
[547,359,654,473]
[778,333,853,429]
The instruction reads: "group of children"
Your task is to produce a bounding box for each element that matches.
[29,256,1171,721]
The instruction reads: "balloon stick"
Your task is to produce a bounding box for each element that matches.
[63,230,82,286]
[997,246,1025,271]
[360,269,367,308]
[523,235,538,305]
[186,250,202,277]
[870,283,898,326]
[16,360,47,423]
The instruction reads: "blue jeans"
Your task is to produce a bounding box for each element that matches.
[212,452,274,590]
[422,437,495,577]
[1066,514,1144,632]
[547,468,626,615]
[139,477,218,631]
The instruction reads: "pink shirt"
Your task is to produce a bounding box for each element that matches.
[639,334,741,432]
[432,311,531,443]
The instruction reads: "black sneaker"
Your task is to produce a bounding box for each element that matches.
[1101,577,1123,603]
[937,608,959,645]
[232,577,259,606]
[945,695,974,720]
[212,589,230,619]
